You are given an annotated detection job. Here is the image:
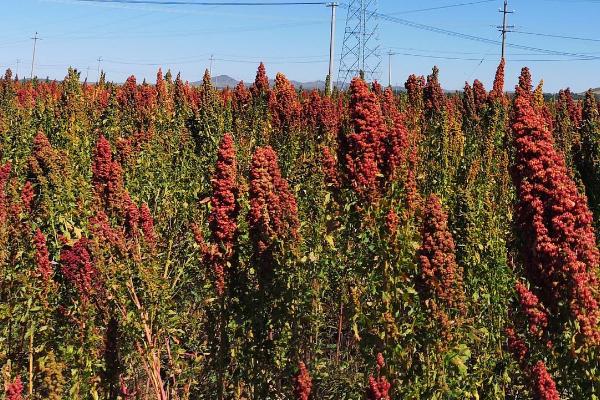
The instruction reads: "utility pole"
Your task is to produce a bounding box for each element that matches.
[16,59,21,77]
[209,54,214,76]
[86,66,90,82]
[387,51,395,88]
[497,0,514,60]
[361,0,366,74]
[327,2,338,93]
[97,56,103,83]
[30,32,41,80]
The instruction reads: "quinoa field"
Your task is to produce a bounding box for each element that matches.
[0,61,599,399]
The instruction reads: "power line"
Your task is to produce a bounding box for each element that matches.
[381,51,599,63]
[27,45,600,71]
[45,10,156,41]
[465,34,500,81]
[99,51,329,65]
[74,0,329,5]
[11,48,595,85]
[540,0,600,3]
[78,0,494,9]
[93,55,334,66]
[512,30,600,43]
[0,39,30,49]
[20,50,596,79]
[211,57,330,64]
[351,5,600,60]
[13,0,600,86]
[102,53,328,64]
[57,0,326,20]
[49,20,325,40]
[72,0,600,63]
[385,46,556,56]
[388,0,495,15]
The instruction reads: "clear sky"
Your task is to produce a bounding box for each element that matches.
[1,0,599,92]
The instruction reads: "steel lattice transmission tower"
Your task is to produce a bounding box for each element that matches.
[337,0,382,89]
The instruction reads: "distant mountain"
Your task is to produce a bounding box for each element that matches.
[591,88,600,95]
[193,74,342,90]
[189,74,238,88]
[210,75,239,88]
[285,79,330,90]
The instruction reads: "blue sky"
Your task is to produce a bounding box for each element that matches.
[1,0,599,92]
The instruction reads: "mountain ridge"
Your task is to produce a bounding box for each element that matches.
[196,74,340,90]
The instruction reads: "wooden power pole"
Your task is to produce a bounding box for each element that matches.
[498,0,514,59]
